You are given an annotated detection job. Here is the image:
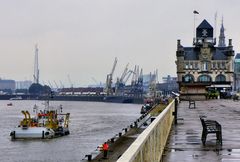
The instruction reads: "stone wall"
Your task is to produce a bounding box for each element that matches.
[117,100,176,162]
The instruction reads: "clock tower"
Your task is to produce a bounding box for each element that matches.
[176,19,234,100]
[194,19,215,46]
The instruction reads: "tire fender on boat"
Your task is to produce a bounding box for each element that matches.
[10,131,15,140]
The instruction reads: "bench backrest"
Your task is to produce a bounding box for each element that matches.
[199,117,221,131]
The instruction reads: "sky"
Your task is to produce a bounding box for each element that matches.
[0,0,240,87]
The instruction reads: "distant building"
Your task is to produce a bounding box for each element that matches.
[16,80,32,89]
[142,74,157,94]
[162,75,177,83]
[234,53,240,91]
[176,19,234,99]
[156,75,178,96]
[0,79,15,91]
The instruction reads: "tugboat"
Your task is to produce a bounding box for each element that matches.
[10,100,70,140]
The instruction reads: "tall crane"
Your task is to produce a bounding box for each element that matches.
[67,75,73,88]
[53,80,59,89]
[59,80,64,89]
[119,63,129,83]
[67,75,74,95]
[115,63,129,95]
[105,57,118,95]
[47,80,53,89]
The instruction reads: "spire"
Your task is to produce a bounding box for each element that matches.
[218,17,226,47]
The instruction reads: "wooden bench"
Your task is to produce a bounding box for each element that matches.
[188,100,196,109]
[199,116,222,146]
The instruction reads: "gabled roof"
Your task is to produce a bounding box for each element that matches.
[197,19,213,29]
[212,48,227,60]
[183,47,198,60]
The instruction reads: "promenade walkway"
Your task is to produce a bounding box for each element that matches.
[162,99,240,162]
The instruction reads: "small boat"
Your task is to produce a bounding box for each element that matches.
[10,100,70,140]
[7,103,13,106]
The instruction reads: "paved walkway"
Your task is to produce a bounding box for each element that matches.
[90,128,144,162]
[162,99,240,162]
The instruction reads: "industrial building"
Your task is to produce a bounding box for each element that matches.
[0,79,15,91]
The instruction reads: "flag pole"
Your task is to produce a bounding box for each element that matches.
[193,10,199,45]
[193,13,196,43]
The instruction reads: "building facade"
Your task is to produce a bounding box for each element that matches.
[176,19,234,99]
[15,80,32,89]
[0,79,15,91]
[234,53,240,91]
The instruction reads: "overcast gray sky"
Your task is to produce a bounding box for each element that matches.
[0,0,239,87]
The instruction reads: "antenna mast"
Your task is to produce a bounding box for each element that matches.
[33,44,39,84]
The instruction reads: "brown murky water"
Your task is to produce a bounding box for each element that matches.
[0,100,141,162]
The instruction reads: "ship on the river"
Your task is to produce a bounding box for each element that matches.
[10,100,70,139]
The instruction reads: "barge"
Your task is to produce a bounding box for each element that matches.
[10,101,70,139]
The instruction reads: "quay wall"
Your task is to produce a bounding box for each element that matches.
[117,99,176,162]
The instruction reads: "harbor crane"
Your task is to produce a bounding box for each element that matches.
[115,63,131,95]
[53,80,59,89]
[148,69,158,98]
[130,65,143,97]
[67,75,74,95]
[105,57,118,95]
[59,81,64,89]
[48,81,53,89]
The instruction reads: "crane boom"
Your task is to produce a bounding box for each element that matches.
[105,57,118,95]
[119,63,129,82]
[67,75,73,88]
[53,80,59,89]
[110,57,118,77]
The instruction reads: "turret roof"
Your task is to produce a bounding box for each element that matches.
[197,19,213,29]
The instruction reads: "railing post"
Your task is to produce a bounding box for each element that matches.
[174,98,178,124]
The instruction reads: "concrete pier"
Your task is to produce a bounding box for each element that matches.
[87,99,240,162]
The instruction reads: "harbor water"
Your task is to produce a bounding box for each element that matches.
[0,100,141,162]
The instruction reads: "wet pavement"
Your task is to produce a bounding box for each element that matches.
[162,99,240,162]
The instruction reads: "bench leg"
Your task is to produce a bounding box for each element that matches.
[201,131,207,145]
[216,132,222,146]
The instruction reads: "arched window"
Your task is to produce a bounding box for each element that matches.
[215,74,226,82]
[198,75,212,82]
[183,74,194,83]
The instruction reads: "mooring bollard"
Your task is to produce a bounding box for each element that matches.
[150,117,155,122]
[85,154,92,161]
[134,121,138,127]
